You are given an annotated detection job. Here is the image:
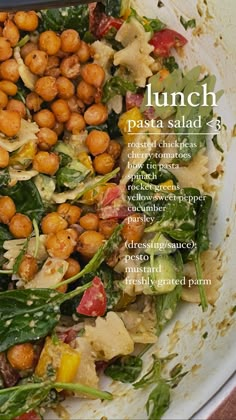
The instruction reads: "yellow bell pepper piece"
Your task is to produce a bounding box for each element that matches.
[78,152,94,174]
[82,183,117,205]
[56,350,81,383]
[158,180,175,192]
[9,141,37,168]
[118,107,143,144]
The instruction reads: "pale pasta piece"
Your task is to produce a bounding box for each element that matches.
[24,258,68,289]
[14,46,38,90]
[9,168,38,185]
[0,119,39,152]
[91,40,115,80]
[3,235,47,269]
[117,309,157,344]
[182,250,222,305]
[170,150,208,191]
[74,337,99,395]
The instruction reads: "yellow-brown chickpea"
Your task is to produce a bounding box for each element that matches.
[7,343,35,370]
[60,29,80,53]
[14,11,39,31]
[65,112,86,134]
[99,218,119,239]
[7,99,26,118]
[18,254,38,282]
[33,109,56,129]
[67,95,85,114]
[26,92,43,112]
[66,227,79,242]
[21,41,38,60]
[77,41,90,63]
[35,76,58,102]
[93,153,115,175]
[81,63,105,88]
[0,110,21,136]
[3,20,20,47]
[0,37,12,61]
[33,151,59,176]
[37,127,58,150]
[77,231,105,260]
[0,145,9,168]
[0,58,19,82]
[79,213,99,231]
[53,121,64,136]
[60,54,80,79]
[0,13,8,23]
[86,130,110,156]
[57,203,82,225]
[122,213,145,244]
[0,196,16,224]
[106,140,122,160]
[0,90,8,109]
[51,99,71,123]
[76,80,96,105]
[25,50,48,75]
[0,80,17,96]
[56,76,75,100]
[39,30,61,56]
[9,213,33,238]
[84,103,108,125]
[46,229,76,259]
[41,212,68,234]
[64,257,81,279]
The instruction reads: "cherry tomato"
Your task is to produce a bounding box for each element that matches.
[76,276,107,317]
[149,29,187,57]
[14,410,41,420]
[96,16,123,38]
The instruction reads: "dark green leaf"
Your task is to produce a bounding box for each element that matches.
[180,16,196,30]
[163,56,179,73]
[56,161,90,190]
[195,195,212,253]
[105,355,143,383]
[107,110,122,139]
[104,0,122,17]
[0,169,10,188]
[146,381,170,420]
[0,225,12,251]
[102,76,137,104]
[212,135,224,153]
[40,6,89,36]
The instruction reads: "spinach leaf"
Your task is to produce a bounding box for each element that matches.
[40,6,89,36]
[105,355,143,383]
[129,8,166,33]
[107,110,122,139]
[0,169,10,188]
[104,0,122,17]
[56,161,90,190]
[180,16,196,30]
[0,225,12,251]
[0,180,45,222]
[163,56,179,73]
[102,76,137,104]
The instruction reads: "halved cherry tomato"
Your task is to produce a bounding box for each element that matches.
[14,410,41,420]
[149,29,188,57]
[77,276,107,317]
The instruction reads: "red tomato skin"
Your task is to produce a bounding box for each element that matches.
[96,16,123,38]
[77,277,107,317]
[150,29,188,57]
[14,410,41,420]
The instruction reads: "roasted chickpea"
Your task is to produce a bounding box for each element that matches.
[57,203,82,225]
[53,121,64,136]
[77,41,90,63]
[77,231,105,260]
[44,55,60,77]
[21,41,38,60]
[46,229,76,259]
[0,13,8,23]
[84,103,108,125]
[51,99,71,123]
[79,213,99,231]
[18,254,38,282]
[41,212,68,234]
[37,127,58,150]
[122,213,145,244]
[26,92,43,112]
[33,109,56,129]
[66,227,79,242]
[107,140,122,160]
[86,130,110,156]
[67,95,85,114]
[93,153,115,175]
[81,63,105,88]
[39,30,61,56]
[35,76,58,102]
[25,49,48,75]
[0,196,16,224]
[7,99,26,118]
[0,37,12,61]
[0,80,17,96]
[99,219,119,239]
[61,29,80,53]
[7,343,35,370]
[14,11,38,31]
[0,90,8,109]
[3,20,20,47]
[0,59,19,82]
[65,112,86,134]
[56,76,75,100]
[9,213,33,238]
[0,110,21,136]
[60,54,80,79]
[0,145,9,168]
[64,257,81,279]
[76,80,96,105]
[33,151,59,175]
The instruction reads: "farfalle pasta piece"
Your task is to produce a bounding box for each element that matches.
[114,18,154,87]
[91,40,115,80]
[117,309,157,344]
[182,250,222,305]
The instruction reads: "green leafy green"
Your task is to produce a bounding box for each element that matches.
[105,355,143,383]
[129,8,166,33]
[40,6,89,36]
[12,237,30,274]
[0,169,10,188]
[102,76,137,104]
[56,161,90,190]
[104,0,123,17]
[180,16,196,30]
[163,56,179,72]
[0,225,12,252]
